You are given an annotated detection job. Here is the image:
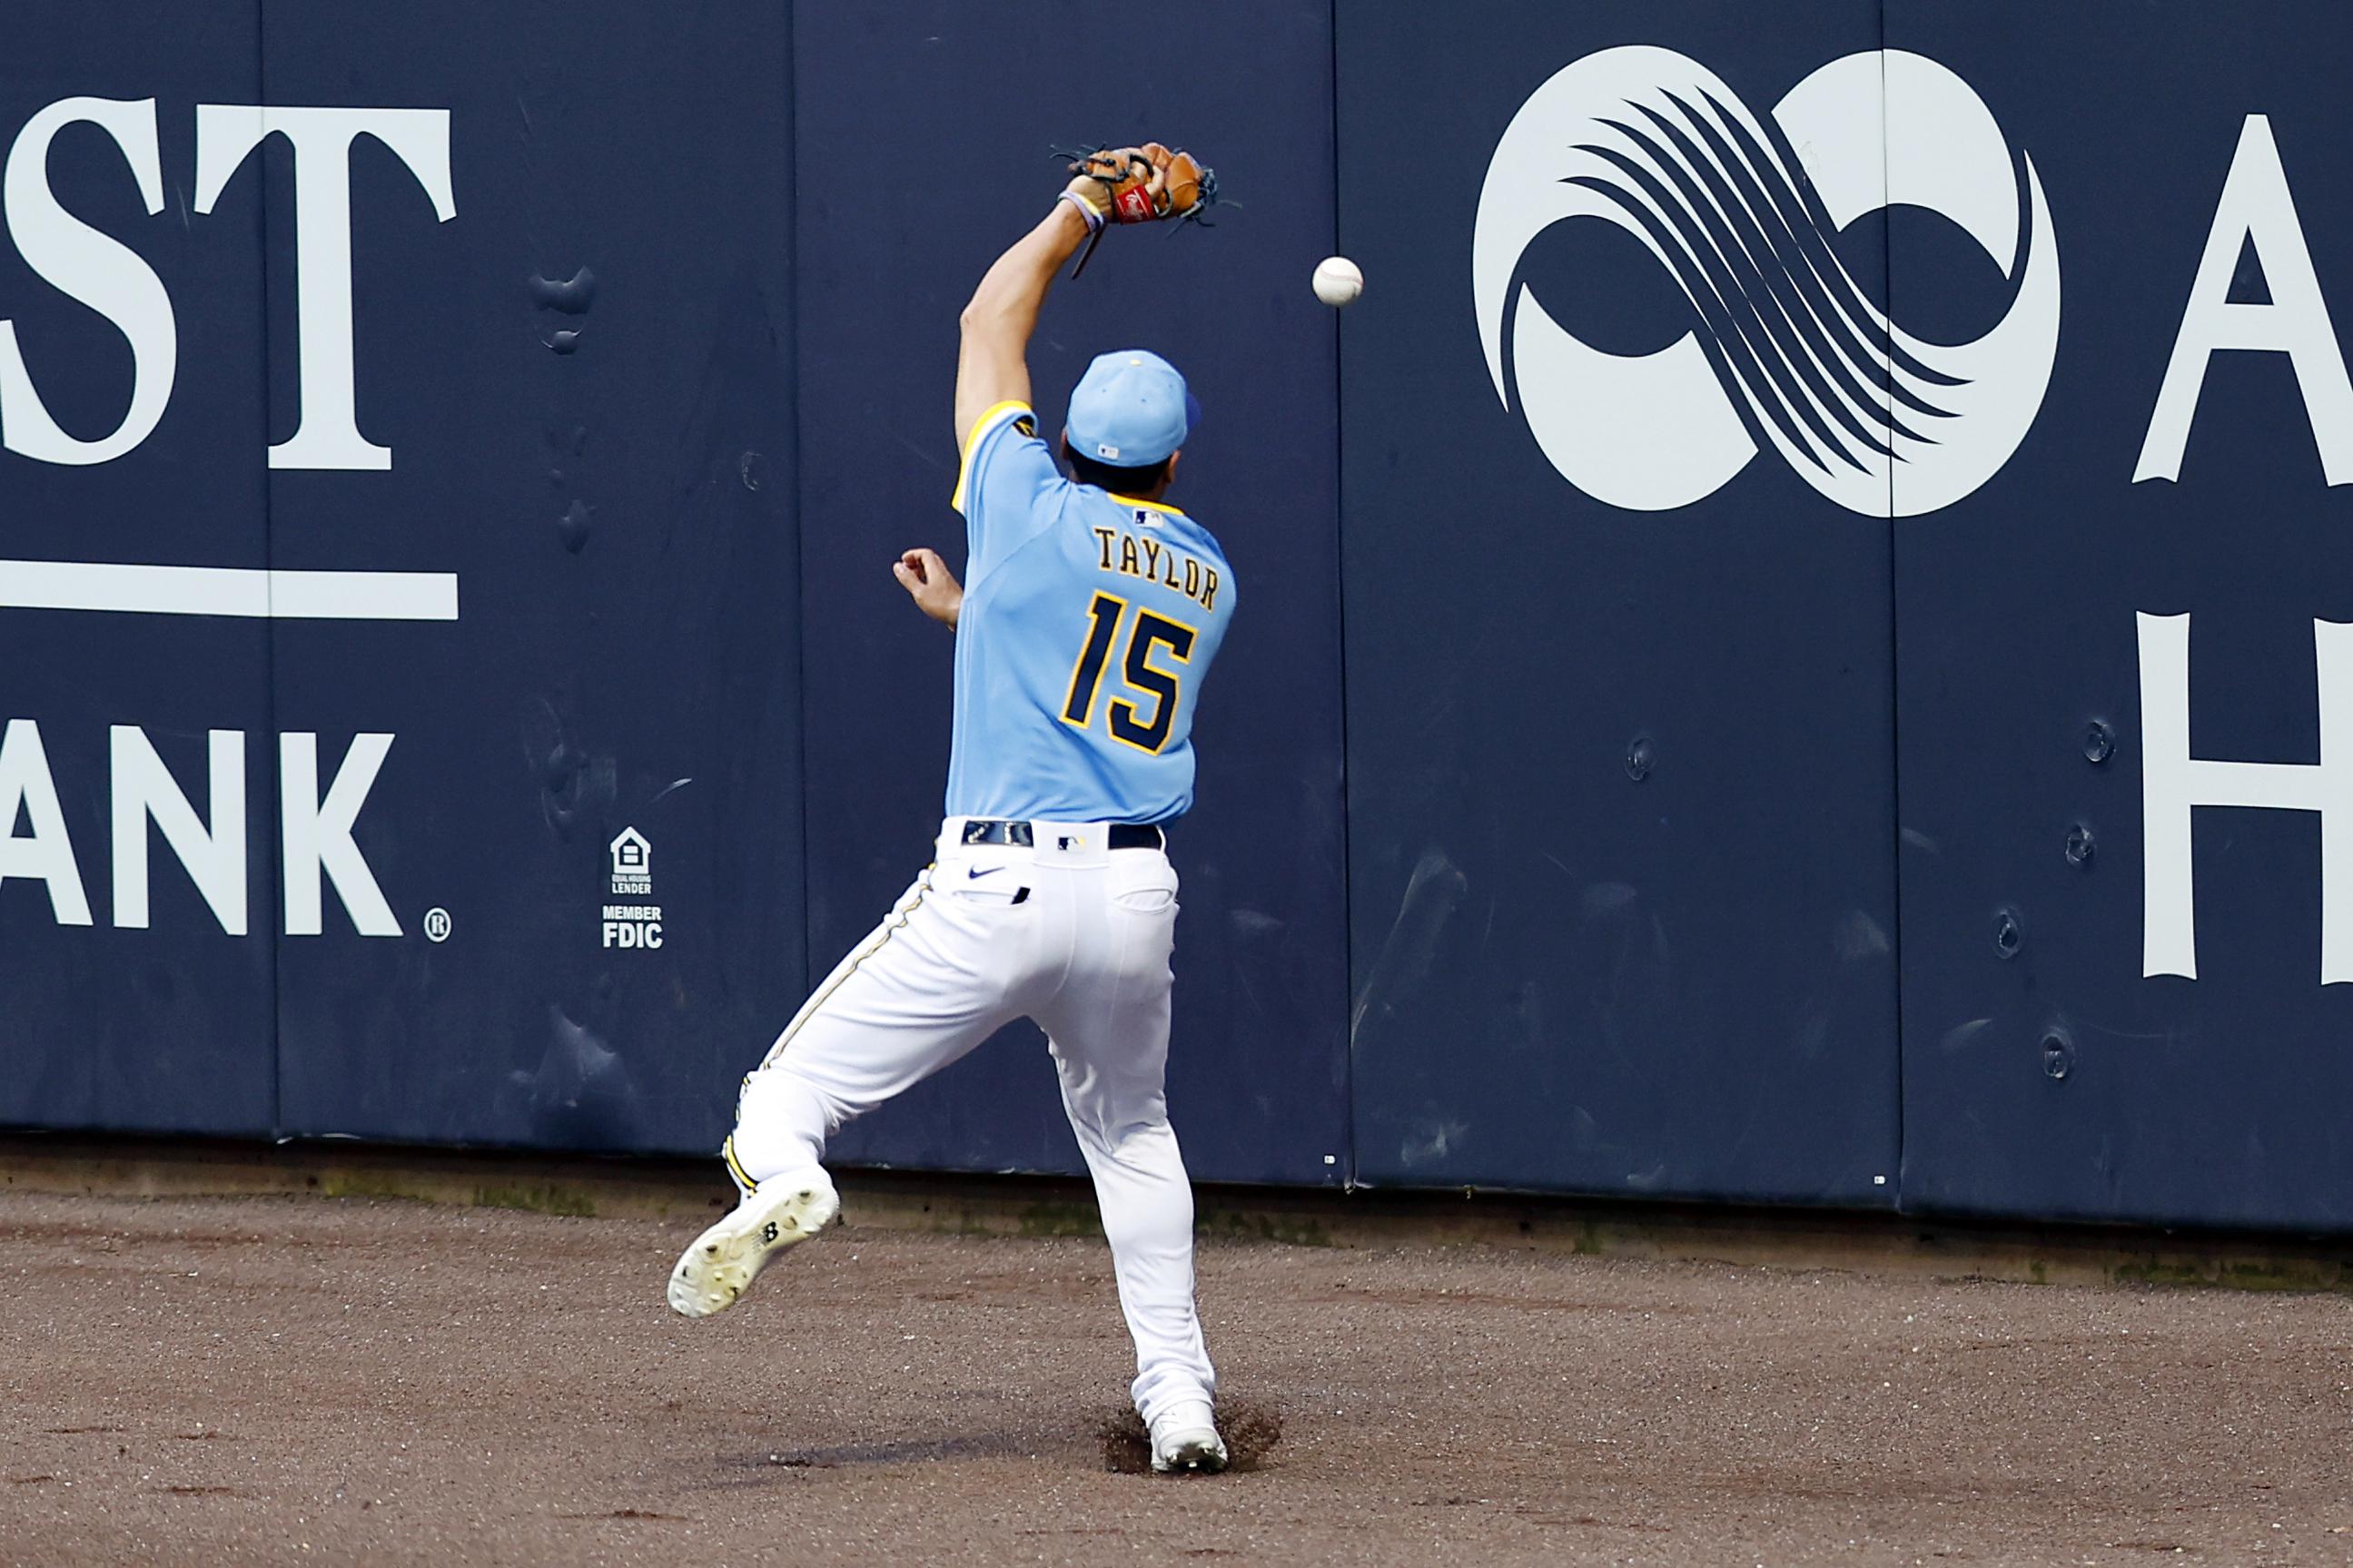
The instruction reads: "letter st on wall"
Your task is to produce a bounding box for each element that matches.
[1,96,452,469]
[0,95,460,938]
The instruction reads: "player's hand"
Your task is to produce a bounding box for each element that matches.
[892,548,963,629]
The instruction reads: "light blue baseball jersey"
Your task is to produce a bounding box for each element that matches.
[944,399,1234,824]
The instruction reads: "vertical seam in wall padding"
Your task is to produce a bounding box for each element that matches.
[1876,5,1908,1212]
[786,0,813,1041]
[258,0,285,1140]
[1328,0,1356,1192]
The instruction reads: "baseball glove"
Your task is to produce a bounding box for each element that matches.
[1063,142,1219,224]
[1054,142,1221,274]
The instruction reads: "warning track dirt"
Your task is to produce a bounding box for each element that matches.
[2,1191,2348,1566]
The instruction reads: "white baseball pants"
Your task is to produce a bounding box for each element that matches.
[727,818,1216,1425]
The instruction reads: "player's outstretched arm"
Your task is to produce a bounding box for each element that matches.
[892,547,963,629]
[952,203,1089,450]
[953,153,1164,450]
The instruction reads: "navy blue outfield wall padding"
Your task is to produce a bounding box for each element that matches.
[792,0,1350,1188]
[16,0,2353,1236]
[0,5,276,1136]
[1335,3,1903,1204]
[256,0,806,1156]
[1886,0,2353,1231]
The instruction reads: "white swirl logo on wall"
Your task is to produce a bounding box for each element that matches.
[1474,47,2058,516]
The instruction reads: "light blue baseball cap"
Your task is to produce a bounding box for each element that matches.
[1064,349,1200,468]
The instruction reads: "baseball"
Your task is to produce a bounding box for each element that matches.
[1312,255,1363,307]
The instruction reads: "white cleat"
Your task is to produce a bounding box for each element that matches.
[1148,1399,1229,1474]
[667,1174,840,1318]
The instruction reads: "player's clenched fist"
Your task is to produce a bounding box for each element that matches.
[892,547,963,629]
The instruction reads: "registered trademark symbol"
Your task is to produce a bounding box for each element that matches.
[422,907,452,942]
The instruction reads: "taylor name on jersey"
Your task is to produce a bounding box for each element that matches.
[1090,524,1224,613]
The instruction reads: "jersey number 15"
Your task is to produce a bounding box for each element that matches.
[1062,591,1197,755]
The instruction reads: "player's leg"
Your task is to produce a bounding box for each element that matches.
[1033,851,1222,1469]
[670,863,1021,1317]
[729,866,1020,1182]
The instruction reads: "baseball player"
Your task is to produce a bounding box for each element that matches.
[667,146,1238,1474]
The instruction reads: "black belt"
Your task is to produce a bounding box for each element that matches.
[959,820,1165,851]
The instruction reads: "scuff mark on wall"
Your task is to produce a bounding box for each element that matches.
[1351,849,1468,1050]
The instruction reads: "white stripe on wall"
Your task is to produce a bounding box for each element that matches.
[0,561,459,620]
